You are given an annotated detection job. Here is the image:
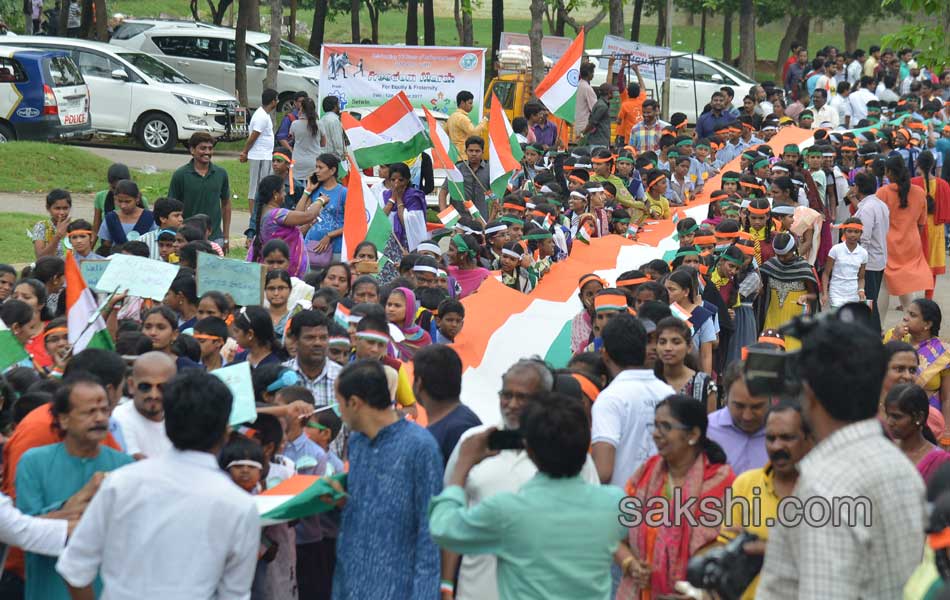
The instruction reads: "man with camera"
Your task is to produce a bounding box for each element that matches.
[713,399,813,599]
[440,359,599,600]
[755,319,927,599]
[429,391,626,600]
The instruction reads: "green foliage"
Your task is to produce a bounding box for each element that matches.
[882,0,948,68]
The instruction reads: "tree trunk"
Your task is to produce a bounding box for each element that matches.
[423,0,435,44]
[247,0,260,32]
[369,3,380,43]
[208,0,234,25]
[555,1,566,36]
[654,0,666,46]
[265,0,281,90]
[609,0,623,36]
[685,10,693,26]
[93,0,107,40]
[491,0,503,77]
[629,0,643,40]
[698,7,706,54]
[776,14,805,74]
[795,15,810,50]
[350,0,360,42]
[460,0,473,46]
[843,19,861,53]
[406,0,418,45]
[289,0,296,42]
[191,0,200,22]
[722,7,733,63]
[235,0,250,106]
[58,0,69,35]
[529,0,545,91]
[80,0,93,38]
[738,0,755,75]
[308,0,328,55]
[454,0,463,42]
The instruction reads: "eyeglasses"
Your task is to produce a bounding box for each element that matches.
[136,381,164,393]
[498,390,534,402]
[648,421,692,434]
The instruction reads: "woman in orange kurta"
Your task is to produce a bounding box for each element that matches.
[878,155,932,317]
[911,151,950,299]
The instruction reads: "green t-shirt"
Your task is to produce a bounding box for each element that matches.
[94,190,150,212]
[167,160,231,240]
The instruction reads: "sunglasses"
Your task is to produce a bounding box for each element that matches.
[136,382,164,393]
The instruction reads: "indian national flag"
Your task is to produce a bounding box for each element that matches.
[257,474,347,525]
[0,320,28,372]
[66,251,113,353]
[575,223,592,245]
[448,126,815,426]
[341,91,432,169]
[333,303,351,329]
[340,156,392,261]
[534,30,585,123]
[439,205,460,228]
[488,93,523,199]
[424,106,464,203]
[464,200,483,222]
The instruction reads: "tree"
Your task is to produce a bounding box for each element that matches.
[191,0,235,25]
[560,0,607,33]
[235,0,251,107]
[93,0,107,39]
[265,0,281,90]
[609,0,624,36]
[738,0,755,74]
[882,0,950,69]
[721,6,733,62]
[423,0,435,44]
[459,0,474,46]
[491,0,504,77]
[406,0,418,44]
[247,0,261,32]
[529,0,546,89]
[654,0,666,46]
[350,0,360,42]
[308,0,329,55]
[629,0,644,39]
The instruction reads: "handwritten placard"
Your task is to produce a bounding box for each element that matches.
[96,254,179,301]
[212,362,257,426]
[79,260,110,292]
[197,251,264,307]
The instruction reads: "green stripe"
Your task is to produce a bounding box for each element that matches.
[0,330,28,371]
[543,320,574,369]
[365,207,393,251]
[508,132,524,162]
[87,329,114,351]
[261,473,348,522]
[350,131,431,169]
[552,96,576,124]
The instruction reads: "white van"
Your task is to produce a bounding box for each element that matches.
[111,26,320,111]
[0,36,244,151]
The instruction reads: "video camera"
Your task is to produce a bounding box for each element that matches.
[743,301,874,398]
[685,531,763,600]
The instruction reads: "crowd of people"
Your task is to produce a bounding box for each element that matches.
[1,39,950,600]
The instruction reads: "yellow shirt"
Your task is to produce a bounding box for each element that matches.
[446,108,487,155]
[646,193,671,220]
[717,464,781,600]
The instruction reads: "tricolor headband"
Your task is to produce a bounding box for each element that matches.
[68,230,94,236]
[329,336,351,347]
[356,330,390,344]
[594,293,629,312]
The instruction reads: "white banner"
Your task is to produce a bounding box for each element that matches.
[598,35,671,81]
[499,32,574,63]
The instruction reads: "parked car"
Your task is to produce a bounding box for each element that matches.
[591,52,757,123]
[0,45,92,142]
[0,36,245,151]
[111,26,320,111]
[110,18,226,41]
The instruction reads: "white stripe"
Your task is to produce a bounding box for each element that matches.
[537,57,580,113]
[67,287,107,352]
[345,111,426,147]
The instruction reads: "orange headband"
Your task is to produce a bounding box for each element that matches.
[694,235,716,245]
[571,373,601,402]
[616,277,651,287]
[715,231,742,239]
[646,175,667,190]
[192,333,224,341]
[741,121,755,130]
[44,327,68,338]
[68,230,94,236]
[747,206,770,215]
[530,210,545,218]
[591,155,613,163]
[758,335,787,348]
[569,175,586,184]
[674,120,687,130]
[838,223,864,231]
[623,145,638,156]
[579,274,606,290]
[503,202,526,212]
[594,293,629,311]
[929,528,950,550]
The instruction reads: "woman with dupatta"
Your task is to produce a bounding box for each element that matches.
[615,394,735,599]
[911,151,950,299]
[384,286,432,361]
[757,233,819,351]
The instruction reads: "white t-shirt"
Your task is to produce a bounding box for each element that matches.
[112,400,173,459]
[827,241,868,307]
[591,369,676,488]
[248,107,275,161]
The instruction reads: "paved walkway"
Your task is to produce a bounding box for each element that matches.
[73,143,240,172]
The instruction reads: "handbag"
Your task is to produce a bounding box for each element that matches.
[306,239,333,269]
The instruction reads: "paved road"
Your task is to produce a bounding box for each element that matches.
[65,141,240,173]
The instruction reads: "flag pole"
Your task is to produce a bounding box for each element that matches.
[67,286,121,359]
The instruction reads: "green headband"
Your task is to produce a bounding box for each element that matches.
[452,234,476,257]
[783,144,800,154]
[675,139,693,147]
[613,217,631,224]
[717,250,745,266]
[695,143,711,150]
[523,232,553,241]
[675,248,701,258]
[741,152,758,160]
[500,216,523,225]
[799,110,814,119]
[616,156,635,164]
[721,176,740,183]
[677,223,699,235]
[753,158,770,170]
[804,147,823,156]
[667,150,680,159]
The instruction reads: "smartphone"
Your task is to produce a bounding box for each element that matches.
[309,172,319,185]
[354,261,379,274]
[488,429,523,451]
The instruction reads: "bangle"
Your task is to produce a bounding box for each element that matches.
[440,580,454,594]
[858,288,865,292]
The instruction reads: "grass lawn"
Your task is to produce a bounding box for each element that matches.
[108,0,908,79]
[0,213,47,265]
[0,142,249,203]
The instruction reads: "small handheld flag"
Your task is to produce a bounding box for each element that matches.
[464,200,483,223]
[625,223,639,239]
[575,223,592,245]
[439,206,461,228]
[333,303,351,329]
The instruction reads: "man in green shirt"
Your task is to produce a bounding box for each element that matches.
[168,132,232,253]
[429,391,627,600]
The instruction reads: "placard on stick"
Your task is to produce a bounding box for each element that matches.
[96,254,180,300]
[197,252,265,307]
[211,362,257,426]
[79,259,110,292]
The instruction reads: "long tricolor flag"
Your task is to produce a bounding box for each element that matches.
[534,30,585,123]
[423,106,464,203]
[66,251,113,353]
[0,320,28,372]
[340,156,393,261]
[256,474,347,525]
[488,93,523,199]
[341,92,432,169]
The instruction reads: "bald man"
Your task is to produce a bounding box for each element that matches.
[111,352,176,460]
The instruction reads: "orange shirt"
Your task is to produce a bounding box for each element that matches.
[616,90,646,141]
[2,403,121,578]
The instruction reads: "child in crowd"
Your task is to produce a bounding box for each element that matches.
[193,316,229,371]
[138,197,184,260]
[434,299,465,344]
[31,189,71,259]
[66,220,103,262]
[821,218,868,309]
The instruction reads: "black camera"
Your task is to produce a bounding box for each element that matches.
[743,302,874,398]
[685,531,763,600]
